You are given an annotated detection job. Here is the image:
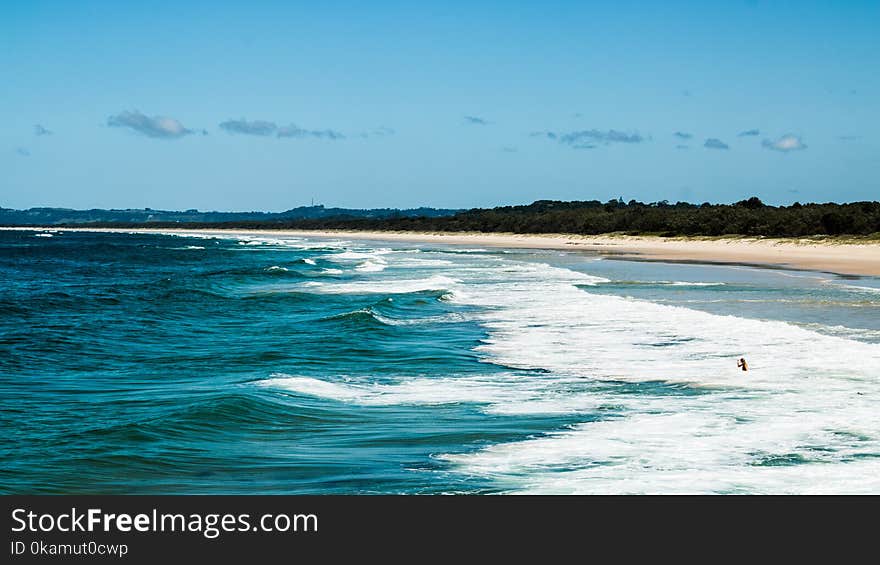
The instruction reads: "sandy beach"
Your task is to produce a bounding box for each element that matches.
[7,227,880,277]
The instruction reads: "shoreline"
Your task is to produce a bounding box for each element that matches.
[5,226,880,277]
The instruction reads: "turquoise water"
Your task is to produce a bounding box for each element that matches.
[1,229,879,494]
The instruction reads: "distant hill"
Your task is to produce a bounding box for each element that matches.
[0,205,460,226]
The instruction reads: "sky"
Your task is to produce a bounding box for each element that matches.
[2,0,878,211]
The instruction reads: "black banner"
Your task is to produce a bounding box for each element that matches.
[2,496,875,562]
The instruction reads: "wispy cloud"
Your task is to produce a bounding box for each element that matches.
[674,131,693,140]
[837,135,860,141]
[219,119,278,136]
[676,145,689,150]
[217,118,346,140]
[464,116,489,125]
[501,146,518,153]
[533,129,645,150]
[108,110,194,139]
[359,126,396,138]
[371,126,395,136]
[762,134,807,152]
[704,138,729,150]
[277,124,345,140]
[561,130,644,145]
[737,129,760,137]
[16,147,31,157]
[34,124,52,136]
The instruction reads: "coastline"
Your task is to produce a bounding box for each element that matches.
[5,226,880,277]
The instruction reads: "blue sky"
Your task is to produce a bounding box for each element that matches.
[2,0,877,210]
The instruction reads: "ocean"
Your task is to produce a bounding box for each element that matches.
[1,228,879,494]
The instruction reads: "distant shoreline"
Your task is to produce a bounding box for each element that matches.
[5,226,880,277]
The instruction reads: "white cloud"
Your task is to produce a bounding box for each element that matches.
[219,119,278,136]
[108,111,193,139]
[762,134,807,152]
[704,138,729,150]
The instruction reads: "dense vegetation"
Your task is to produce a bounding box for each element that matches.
[7,198,880,237]
[381,198,880,237]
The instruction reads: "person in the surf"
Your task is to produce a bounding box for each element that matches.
[737,357,749,372]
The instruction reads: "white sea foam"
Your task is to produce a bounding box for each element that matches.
[836,283,880,294]
[34,233,54,238]
[302,258,317,265]
[326,249,392,261]
[372,312,469,326]
[597,280,726,287]
[435,260,880,493]
[394,258,454,267]
[204,233,351,250]
[164,232,218,241]
[320,249,394,273]
[355,260,387,273]
[438,407,880,494]
[661,281,725,287]
[261,373,574,408]
[258,241,880,493]
[443,262,877,387]
[299,275,460,295]
[796,323,880,341]
[266,265,288,272]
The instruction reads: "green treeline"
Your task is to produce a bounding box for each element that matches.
[60,197,880,237]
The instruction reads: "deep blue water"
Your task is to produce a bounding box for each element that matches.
[2,229,879,494]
